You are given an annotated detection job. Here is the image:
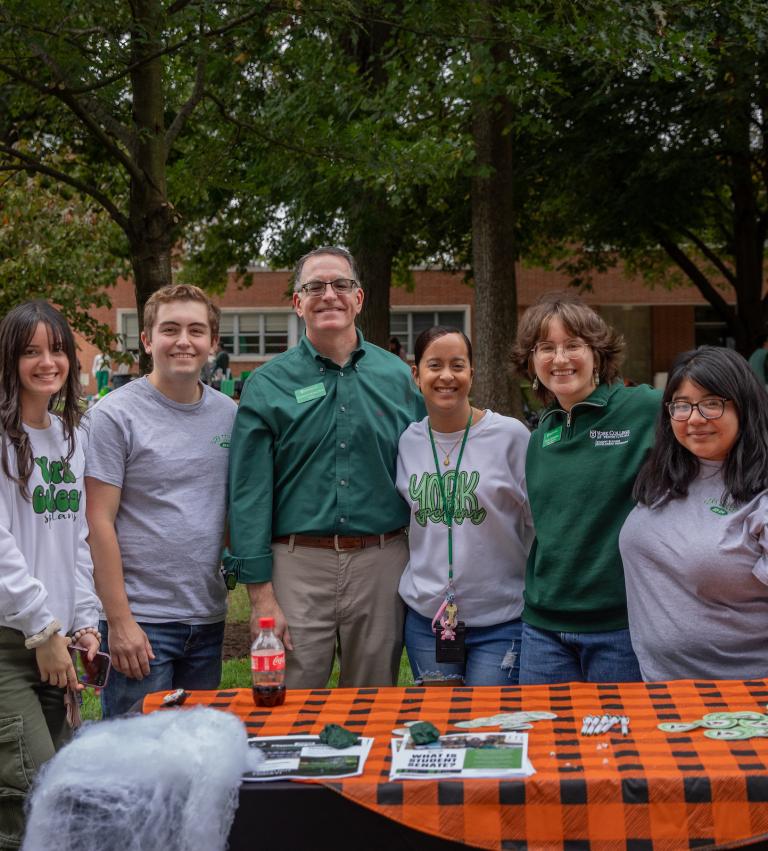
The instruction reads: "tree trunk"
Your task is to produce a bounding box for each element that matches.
[129,0,177,373]
[347,190,396,348]
[728,85,765,355]
[339,5,401,351]
[470,8,522,419]
[129,225,174,372]
[354,240,393,348]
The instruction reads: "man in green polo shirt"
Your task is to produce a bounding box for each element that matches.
[225,246,424,688]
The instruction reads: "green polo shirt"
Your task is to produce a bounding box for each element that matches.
[224,332,425,584]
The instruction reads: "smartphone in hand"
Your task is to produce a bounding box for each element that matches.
[69,645,112,688]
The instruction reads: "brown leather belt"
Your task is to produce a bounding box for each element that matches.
[272,528,406,552]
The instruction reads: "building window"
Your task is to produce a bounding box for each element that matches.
[389,310,469,356]
[694,306,735,349]
[117,310,296,358]
[220,312,293,356]
[117,311,140,352]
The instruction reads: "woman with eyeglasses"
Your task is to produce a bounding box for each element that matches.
[510,292,660,683]
[620,346,768,681]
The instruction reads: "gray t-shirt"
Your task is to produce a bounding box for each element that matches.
[620,461,768,681]
[86,378,237,623]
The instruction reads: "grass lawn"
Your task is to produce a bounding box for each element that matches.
[82,584,414,720]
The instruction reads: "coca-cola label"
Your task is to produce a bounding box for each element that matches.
[251,652,285,672]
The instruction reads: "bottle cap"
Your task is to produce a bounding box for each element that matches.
[259,617,275,629]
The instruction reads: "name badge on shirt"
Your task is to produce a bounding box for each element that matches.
[542,425,562,447]
[295,382,326,404]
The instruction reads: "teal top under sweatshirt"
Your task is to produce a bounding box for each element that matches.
[224,331,425,584]
[523,381,661,632]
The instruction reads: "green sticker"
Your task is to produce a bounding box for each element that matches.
[294,382,326,404]
[542,425,563,447]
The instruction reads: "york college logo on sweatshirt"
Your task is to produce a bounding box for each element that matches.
[589,428,631,447]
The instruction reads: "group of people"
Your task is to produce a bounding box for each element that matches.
[2,244,768,849]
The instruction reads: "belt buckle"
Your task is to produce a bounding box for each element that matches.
[334,534,364,551]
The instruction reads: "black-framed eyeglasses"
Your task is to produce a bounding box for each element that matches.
[667,398,730,421]
[299,278,358,297]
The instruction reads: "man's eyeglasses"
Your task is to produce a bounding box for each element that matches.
[299,278,358,297]
[667,398,729,421]
[531,340,588,362]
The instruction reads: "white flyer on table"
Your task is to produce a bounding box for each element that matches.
[389,731,535,780]
[244,734,373,782]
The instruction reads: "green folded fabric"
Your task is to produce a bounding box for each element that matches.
[318,724,360,749]
[408,721,440,745]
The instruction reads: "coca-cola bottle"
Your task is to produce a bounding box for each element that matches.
[251,616,286,706]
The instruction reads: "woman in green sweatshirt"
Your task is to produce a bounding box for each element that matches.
[511,292,660,683]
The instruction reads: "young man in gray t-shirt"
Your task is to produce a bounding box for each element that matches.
[86,284,236,717]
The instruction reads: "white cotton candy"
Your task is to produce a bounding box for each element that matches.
[22,707,248,851]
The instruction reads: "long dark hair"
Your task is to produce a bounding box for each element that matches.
[634,346,768,507]
[0,301,82,497]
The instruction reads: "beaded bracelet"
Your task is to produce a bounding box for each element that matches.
[72,626,102,644]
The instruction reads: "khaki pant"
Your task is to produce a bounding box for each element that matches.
[0,628,70,850]
[272,533,408,689]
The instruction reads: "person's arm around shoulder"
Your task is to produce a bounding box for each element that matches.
[85,477,155,678]
[746,491,768,587]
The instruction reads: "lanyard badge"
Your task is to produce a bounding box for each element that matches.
[428,413,472,663]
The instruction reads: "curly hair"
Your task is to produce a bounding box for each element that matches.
[633,346,768,507]
[510,292,625,405]
[0,301,82,498]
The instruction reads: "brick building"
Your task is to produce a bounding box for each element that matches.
[77,262,732,396]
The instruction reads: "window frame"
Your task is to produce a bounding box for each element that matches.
[117,308,300,360]
[389,306,472,358]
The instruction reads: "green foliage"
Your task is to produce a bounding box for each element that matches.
[0,171,128,349]
[226,584,251,624]
[530,0,768,348]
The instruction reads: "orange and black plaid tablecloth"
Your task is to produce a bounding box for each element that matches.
[143,680,768,850]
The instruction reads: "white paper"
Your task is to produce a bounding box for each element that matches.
[389,731,535,780]
[243,735,373,782]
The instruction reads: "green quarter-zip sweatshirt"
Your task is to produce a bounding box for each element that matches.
[523,381,662,632]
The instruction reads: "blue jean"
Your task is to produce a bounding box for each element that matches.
[404,607,522,686]
[518,622,641,684]
[99,620,224,718]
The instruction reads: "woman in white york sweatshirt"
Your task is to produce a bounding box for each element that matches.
[0,301,100,848]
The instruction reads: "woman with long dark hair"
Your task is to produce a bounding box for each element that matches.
[620,346,768,680]
[0,301,100,846]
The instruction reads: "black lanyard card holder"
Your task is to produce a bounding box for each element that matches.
[435,621,467,665]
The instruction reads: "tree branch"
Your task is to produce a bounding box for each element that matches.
[26,4,276,96]
[167,0,196,13]
[0,145,130,234]
[654,227,738,331]
[26,44,145,184]
[678,226,736,286]
[204,91,353,163]
[0,60,143,185]
[165,51,206,153]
